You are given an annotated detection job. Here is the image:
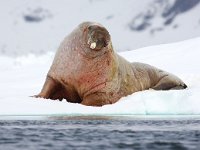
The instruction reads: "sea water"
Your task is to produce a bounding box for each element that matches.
[0,116,200,150]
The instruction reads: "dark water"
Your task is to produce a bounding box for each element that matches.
[0,116,200,150]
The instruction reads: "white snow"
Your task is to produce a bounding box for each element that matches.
[0,37,200,116]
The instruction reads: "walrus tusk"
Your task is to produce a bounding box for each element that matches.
[90,42,96,49]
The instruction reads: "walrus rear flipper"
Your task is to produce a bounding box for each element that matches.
[152,75,187,90]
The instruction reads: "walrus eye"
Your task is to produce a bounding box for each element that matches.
[87,25,109,50]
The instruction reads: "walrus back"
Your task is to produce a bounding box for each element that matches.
[131,62,187,90]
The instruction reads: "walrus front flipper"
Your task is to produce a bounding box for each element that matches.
[34,76,65,100]
[152,75,187,90]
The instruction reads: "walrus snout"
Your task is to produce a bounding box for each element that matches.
[87,24,110,50]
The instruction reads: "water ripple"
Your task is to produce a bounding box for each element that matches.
[0,118,200,150]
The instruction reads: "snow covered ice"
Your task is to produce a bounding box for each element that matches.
[0,37,200,116]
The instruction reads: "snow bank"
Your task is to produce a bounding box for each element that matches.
[0,37,200,116]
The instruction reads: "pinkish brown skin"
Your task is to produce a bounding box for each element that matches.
[34,22,187,106]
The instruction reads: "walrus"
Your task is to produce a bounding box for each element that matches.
[34,21,187,106]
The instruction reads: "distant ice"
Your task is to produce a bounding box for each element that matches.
[0,0,200,56]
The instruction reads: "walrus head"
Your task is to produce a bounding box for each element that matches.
[86,24,110,51]
[77,22,111,56]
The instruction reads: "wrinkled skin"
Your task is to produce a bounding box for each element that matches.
[34,22,187,106]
